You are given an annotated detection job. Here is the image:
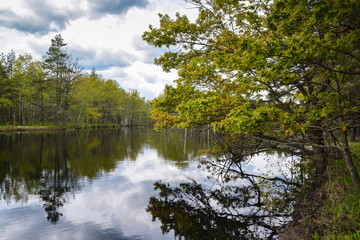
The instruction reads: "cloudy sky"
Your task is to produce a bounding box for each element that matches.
[0,0,198,99]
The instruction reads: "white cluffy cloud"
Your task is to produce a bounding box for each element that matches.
[0,0,198,99]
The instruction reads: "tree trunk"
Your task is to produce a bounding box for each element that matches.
[76,104,83,128]
[310,128,327,186]
[335,78,360,188]
[350,128,356,142]
[56,103,60,126]
[12,110,16,126]
[18,102,21,125]
[21,101,25,125]
[340,130,360,189]
[41,94,44,125]
[313,147,327,186]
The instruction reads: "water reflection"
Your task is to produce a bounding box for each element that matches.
[147,175,294,239]
[147,148,301,239]
[0,128,203,226]
[0,128,297,239]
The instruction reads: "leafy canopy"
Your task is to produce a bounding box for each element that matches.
[143,0,360,187]
[143,0,360,141]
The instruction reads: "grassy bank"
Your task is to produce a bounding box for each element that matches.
[0,125,64,132]
[280,142,360,239]
[0,124,132,132]
[315,142,360,240]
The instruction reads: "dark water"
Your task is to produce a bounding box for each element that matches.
[0,128,295,239]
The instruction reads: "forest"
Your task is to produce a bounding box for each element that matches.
[0,34,151,128]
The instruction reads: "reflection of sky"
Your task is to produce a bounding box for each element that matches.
[0,134,295,240]
[0,144,209,240]
[243,152,298,178]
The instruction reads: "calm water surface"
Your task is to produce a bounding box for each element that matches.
[0,128,212,239]
[0,128,294,239]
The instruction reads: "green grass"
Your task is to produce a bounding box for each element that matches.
[349,142,360,161]
[312,142,360,239]
[322,230,360,240]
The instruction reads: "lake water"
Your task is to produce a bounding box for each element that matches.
[0,128,296,239]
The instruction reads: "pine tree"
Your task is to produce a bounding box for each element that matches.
[43,34,82,125]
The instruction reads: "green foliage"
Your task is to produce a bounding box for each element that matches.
[144,0,360,187]
[0,36,151,127]
[145,0,360,131]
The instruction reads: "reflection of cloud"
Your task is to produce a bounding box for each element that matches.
[60,148,193,239]
[0,135,210,240]
[63,147,188,238]
[0,204,134,240]
[243,152,298,178]
[0,147,185,239]
[62,147,209,239]
[119,147,186,183]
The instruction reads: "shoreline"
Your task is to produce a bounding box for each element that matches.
[0,125,154,132]
[279,141,360,239]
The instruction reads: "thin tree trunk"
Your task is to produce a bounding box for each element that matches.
[184,129,187,155]
[41,94,44,125]
[56,103,60,126]
[336,78,360,189]
[12,110,16,126]
[76,95,85,128]
[76,108,82,128]
[18,102,21,125]
[340,130,360,189]
[350,128,356,142]
[21,101,25,125]
[312,130,327,186]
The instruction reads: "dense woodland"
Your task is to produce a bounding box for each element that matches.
[0,34,151,127]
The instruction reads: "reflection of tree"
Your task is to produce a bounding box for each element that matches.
[0,128,149,224]
[147,130,301,239]
[148,178,292,240]
[147,129,210,167]
[148,141,303,240]
[39,134,81,224]
[0,128,214,225]
[40,181,67,224]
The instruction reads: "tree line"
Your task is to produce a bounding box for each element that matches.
[143,0,360,188]
[0,34,151,127]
